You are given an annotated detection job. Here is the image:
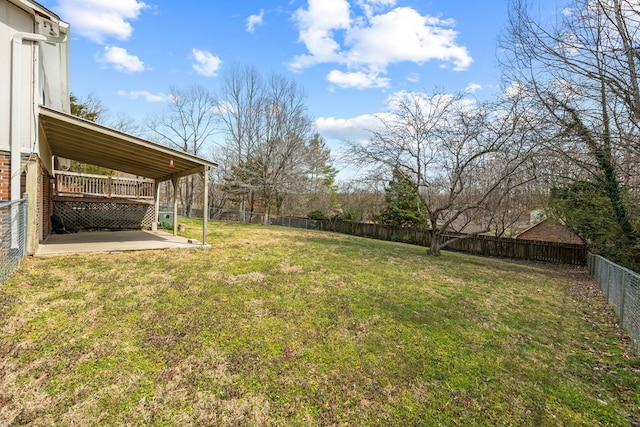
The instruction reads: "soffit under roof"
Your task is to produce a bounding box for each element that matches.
[39,105,217,182]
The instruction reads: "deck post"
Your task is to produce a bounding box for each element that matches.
[172,178,179,236]
[202,166,208,245]
[152,179,160,231]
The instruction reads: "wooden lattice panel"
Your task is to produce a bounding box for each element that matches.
[53,198,155,230]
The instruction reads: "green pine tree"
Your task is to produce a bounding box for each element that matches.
[380,167,424,228]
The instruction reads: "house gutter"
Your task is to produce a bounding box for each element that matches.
[10,29,67,202]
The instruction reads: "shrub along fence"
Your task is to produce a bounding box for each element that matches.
[316,219,587,265]
[588,253,640,351]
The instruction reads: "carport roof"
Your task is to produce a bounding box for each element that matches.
[39,105,218,181]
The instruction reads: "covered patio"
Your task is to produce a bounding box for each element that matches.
[35,229,205,257]
[38,105,218,246]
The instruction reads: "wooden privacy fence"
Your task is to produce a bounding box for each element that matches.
[320,219,587,265]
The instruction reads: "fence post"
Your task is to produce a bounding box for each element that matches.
[619,271,627,328]
[21,195,28,257]
[606,263,611,299]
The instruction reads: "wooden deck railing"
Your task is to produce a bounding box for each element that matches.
[54,171,154,200]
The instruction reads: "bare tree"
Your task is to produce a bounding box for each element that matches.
[337,176,386,223]
[68,93,144,175]
[502,0,640,264]
[217,64,312,224]
[205,162,229,219]
[217,64,265,222]
[109,112,143,136]
[71,93,142,135]
[254,74,312,223]
[349,90,536,255]
[70,93,107,122]
[147,84,218,217]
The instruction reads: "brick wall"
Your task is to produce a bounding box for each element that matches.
[0,151,53,244]
[0,151,9,201]
[25,155,53,241]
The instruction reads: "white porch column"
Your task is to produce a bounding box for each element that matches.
[152,179,160,231]
[202,166,209,245]
[172,178,179,236]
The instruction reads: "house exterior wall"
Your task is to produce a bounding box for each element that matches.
[1,0,69,253]
[0,151,9,200]
[0,1,33,153]
[24,155,52,251]
[42,159,52,236]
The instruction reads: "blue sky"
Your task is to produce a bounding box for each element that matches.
[37,0,560,151]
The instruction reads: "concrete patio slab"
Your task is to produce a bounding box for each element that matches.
[35,230,209,257]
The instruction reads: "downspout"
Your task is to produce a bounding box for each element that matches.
[10,30,67,202]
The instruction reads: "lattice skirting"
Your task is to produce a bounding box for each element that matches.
[53,198,155,230]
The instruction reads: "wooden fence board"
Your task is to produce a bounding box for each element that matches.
[320,220,587,265]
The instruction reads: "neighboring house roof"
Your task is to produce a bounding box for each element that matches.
[514,218,584,245]
[39,106,218,181]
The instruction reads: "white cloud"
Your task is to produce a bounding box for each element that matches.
[316,113,381,142]
[117,90,170,102]
[101,46,145,73]
[213,100,235,115]
[327,69,390,89]
[192,49,222,77]
[346,8,471,70]
[406,72,420,83]
[290,0,352,72]
[54,0,148,43]
[465,83,482,93]
[290,1,472,87]
[318,89,479,143]
[246,9,265,33]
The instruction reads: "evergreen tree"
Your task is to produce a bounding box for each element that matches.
[380,167,424,228]
[306,133,339,213]
[549,180,640,271]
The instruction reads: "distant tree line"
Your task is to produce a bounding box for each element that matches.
[67,0,640,270]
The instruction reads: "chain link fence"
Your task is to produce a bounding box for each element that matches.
[270,216,321,230]
[588,253,640,351]
[1,198,28,287]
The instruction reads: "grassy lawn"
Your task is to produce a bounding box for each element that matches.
[1,220,639,426]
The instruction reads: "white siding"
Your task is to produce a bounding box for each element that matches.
[0,0,69,155]
[0,1,33,152]
[38,20,69,112]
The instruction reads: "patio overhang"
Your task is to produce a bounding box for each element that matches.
[38,105,218,182]
[38,105,217,245]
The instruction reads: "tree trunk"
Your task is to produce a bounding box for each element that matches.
[263,202,271,225]
[238,198,246,223]
[428,228,442,256]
